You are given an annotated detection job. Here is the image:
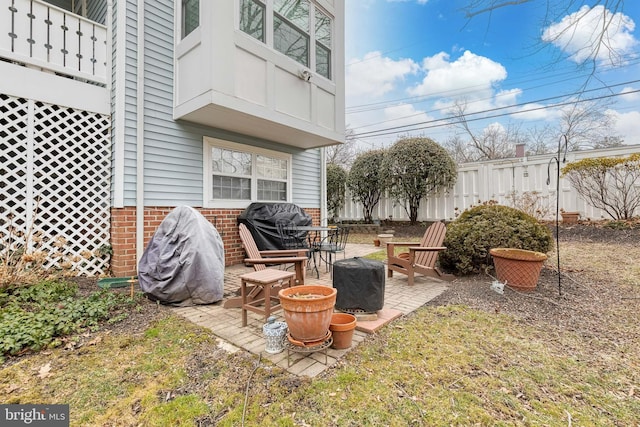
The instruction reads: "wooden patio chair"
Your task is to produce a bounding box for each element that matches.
[224,224,308,308]
[386,221,454,285]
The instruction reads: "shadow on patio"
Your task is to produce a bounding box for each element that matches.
[171,243,449,377]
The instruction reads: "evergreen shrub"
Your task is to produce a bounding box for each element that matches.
[440,204,553,275]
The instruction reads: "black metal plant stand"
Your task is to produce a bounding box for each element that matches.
[546,134,569,296]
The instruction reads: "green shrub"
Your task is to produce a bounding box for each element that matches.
[0,280,134,360]
[440,204,553,275]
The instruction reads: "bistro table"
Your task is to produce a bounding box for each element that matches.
[291,226,335,278]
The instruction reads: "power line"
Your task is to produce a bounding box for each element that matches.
[352,79,640,135]
[351,88,640,139]
[351,78,640,133]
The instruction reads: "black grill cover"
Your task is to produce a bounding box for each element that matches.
[333,257,385,312]
[237,203,312,250]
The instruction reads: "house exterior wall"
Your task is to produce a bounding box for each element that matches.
[173,1,345,149]
[1,0,339,277]
[110,206,321,276]
[108,0,332,276]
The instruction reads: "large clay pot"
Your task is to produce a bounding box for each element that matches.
[561,211,580,224]
[490,248,547,292]
[279,285,337,342]
[329,313,357,349]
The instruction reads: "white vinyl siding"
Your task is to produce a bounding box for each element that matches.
[113,0,322,208]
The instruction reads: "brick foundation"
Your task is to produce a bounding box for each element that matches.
[110,206,321,277]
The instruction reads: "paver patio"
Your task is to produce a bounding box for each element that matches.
[172,243,449,377]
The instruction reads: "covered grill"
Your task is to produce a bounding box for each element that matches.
[332,257,385,312]
[138,206,224,306]
[237,203,312,250]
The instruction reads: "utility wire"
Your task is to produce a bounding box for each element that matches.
[352,78,640,133]
[351,87,640,139]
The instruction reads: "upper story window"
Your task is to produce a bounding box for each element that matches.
[204,138,291,206]
[182,0,199,38]
[239,0,333,80]
[274,0,309,67]
[314,8,331,79]
[240,0,266,42]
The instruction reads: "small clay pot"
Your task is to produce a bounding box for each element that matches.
[329,312,357,349]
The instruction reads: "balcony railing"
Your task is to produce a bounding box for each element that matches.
[0,0,108,84]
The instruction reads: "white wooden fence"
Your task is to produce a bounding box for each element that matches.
[339,145,640,222]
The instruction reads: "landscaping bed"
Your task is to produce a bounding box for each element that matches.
[1,220,638,425]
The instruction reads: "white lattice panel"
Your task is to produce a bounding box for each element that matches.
[1,93,112,276]
[0,94,29,250]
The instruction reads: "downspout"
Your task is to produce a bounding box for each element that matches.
[135,0,145,263]
[320,147,327,225]
[112,0,125,207]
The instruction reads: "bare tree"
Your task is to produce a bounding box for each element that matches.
[559,99,617,150]
[442,134,475,163]
[325,126,358,168]
[461,1,628,78]
[445,101,528,161]
[526,125,555,155]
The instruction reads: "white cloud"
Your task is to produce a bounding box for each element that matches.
[409,51,508,105]
[382,103,433,129]
[510,103,559,121]
[607,109,640,145]
[346,51,418,99]
[494,88,521,108]
[541,5,638,65]
[483,122,506,135]
[619,86,640,102]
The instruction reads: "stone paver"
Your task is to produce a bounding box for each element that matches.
[171,243,449,377]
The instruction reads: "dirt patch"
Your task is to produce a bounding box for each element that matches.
[427,222,640,351]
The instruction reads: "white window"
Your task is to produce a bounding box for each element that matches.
[204,138,291,207]
[314,8,331,79]
[274,0,309,66]
[239,0,265,42]
[181,0,199,38]
[239,0,333,80]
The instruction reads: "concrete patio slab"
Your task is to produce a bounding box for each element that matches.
[171,243,449,377]
[355,308,403,334]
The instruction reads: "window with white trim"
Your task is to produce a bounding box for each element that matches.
[181,0,199,38]
[239,0,265,42]
[205,139,291,206]
[239,0,333,80]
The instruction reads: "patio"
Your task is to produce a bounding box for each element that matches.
[172,243,449,377]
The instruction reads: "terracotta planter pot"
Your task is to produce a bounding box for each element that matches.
[561,211,580,224]
[279,285,337,343]
[329,313,357,349]
[490,248,547,292]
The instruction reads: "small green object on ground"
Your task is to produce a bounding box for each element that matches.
[97,277,138,289]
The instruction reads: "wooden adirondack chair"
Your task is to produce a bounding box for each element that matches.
[386,221,454,285]
[224,223,308,308]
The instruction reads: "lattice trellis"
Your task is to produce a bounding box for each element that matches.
[1,93,112,276]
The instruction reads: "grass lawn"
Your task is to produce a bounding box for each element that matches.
[1,228,638,426]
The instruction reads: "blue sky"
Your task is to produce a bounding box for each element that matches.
[345,1,640,151]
